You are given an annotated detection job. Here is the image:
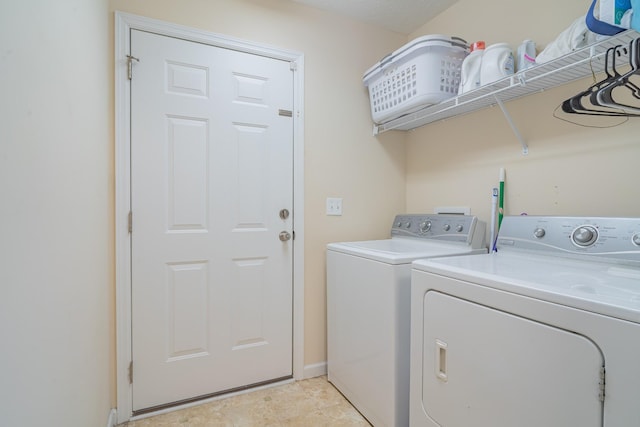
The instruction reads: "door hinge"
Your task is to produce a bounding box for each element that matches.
[128,361,133,384]
[598,366,606,402]
[127,54,139,80]
[128,211,132,234]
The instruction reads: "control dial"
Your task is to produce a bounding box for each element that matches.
[456,225,464,232]
[443,224,451,231]
[633,233,640,246]
[533,228,546,238]
[419,221,432,233]
[572,225,598,247]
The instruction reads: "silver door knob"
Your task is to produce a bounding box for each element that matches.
[279,208,290,220]
[279,231,291,242]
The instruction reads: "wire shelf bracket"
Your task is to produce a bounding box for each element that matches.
[494,95,528,155]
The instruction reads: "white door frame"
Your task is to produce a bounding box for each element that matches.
[114,11,305,423]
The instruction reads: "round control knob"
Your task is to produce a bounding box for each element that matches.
[456,225,464,232]
[533,228,546,238]
[396,221,402,227]
[405,222,412,229]
[572,225,598,247]
[419,221,432,233]
[443,224,451,231]
[633,233,640,246]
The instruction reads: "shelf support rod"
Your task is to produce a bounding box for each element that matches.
[494,95,528,155]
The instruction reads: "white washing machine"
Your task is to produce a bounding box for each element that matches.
[410,216,640,427]
[327,214,487,427]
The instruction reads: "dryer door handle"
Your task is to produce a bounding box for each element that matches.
[436,339,448,382]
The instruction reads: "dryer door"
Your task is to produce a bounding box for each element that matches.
[420,290,603,427]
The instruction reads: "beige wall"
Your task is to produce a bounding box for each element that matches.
[0,1,114,426]
[108,0,407,368]
[3,0,637,423]
[406,0,640,226]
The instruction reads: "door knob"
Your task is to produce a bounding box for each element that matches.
[279,208,290,220]
[279,231,291,242]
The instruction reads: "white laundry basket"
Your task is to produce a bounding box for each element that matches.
[363,35,468,124]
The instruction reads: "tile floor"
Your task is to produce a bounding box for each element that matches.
[120,376,371,426]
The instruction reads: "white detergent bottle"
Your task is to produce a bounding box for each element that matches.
[458,41,485,94]
[480,42,514,86]
[516,39,536,71]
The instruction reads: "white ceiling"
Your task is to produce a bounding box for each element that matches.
[290,0,459,34]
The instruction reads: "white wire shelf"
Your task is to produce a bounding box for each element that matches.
[374,30,640,137]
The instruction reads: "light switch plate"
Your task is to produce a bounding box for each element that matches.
[326,198,343,216]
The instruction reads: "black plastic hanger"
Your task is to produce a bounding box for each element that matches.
[561,46,634,116]
[561,42,640,117]
[596,38,640,112]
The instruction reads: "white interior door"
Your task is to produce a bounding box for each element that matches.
[130,29,294,412]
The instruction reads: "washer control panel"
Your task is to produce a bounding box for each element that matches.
[391,214,486,248]
[497,216,640,264]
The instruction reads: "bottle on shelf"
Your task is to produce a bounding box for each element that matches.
[516,39,536,72]
[458,41,485,94]
[480,42,514,86]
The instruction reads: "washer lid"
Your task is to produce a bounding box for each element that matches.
[327,237,486,265]
[413,252,640,323]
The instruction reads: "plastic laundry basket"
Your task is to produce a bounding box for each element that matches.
[363,35,469,124]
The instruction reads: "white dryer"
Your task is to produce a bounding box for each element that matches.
[327,214,487,427]
[410,216,640,427]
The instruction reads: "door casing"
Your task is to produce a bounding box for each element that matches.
[114,11,305,424]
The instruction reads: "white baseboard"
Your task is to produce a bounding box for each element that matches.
[303,361,327,379]
[107,408,117,427]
